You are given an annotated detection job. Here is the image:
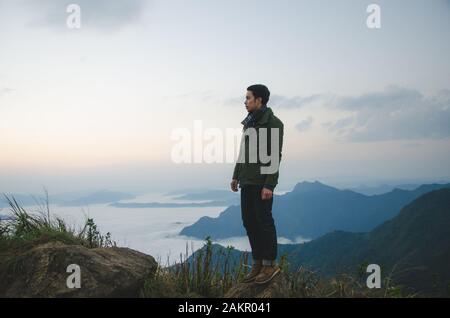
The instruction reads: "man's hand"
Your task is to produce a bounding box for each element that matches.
[230,179,239,192]
[261,187,273,200]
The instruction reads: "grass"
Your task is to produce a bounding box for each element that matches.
[140,237,251,298]
[0,192,115,250]
[140,237,415,298]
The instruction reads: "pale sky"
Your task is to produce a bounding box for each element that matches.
[0,0,449,194]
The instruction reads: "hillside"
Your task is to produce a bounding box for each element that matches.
[180,181,450,240]
[189,188,450,296]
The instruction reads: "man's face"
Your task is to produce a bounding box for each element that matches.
[245,90,262,113]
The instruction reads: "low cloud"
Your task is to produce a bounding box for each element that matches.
[326,86,450,142]
[270,94,328,109]
[223,93,331,109]
[225,85,450,142]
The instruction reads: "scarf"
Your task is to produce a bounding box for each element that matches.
[241,104,268,129]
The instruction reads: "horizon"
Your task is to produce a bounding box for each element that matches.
[2,178,450,199]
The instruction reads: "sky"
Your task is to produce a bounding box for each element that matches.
[0,0,449,194]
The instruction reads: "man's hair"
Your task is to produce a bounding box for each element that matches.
[247,84,270,106]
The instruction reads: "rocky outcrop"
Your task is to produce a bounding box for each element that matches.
[224,273,290,298]
[0,241,157,297]
[0,240,292,298]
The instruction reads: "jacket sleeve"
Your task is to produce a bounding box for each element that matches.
[263,120,284,189]
[233,129,246,180]
[232,162,240,180]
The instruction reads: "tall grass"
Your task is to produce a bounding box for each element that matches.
[141,237,414,298]
[0,193,114,249]
[141,236,252,298]
[285,266,415,298]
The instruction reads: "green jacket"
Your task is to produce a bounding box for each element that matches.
[232,107,284,190]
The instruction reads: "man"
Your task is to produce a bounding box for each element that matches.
[230,84,284,284]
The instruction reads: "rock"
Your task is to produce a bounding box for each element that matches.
[224,273,290,298]
[0,241,157,297]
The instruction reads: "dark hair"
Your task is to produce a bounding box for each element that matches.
[247,84,270,106]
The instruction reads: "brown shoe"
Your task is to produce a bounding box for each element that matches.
[241,262,263,283]
[254,265,281,284]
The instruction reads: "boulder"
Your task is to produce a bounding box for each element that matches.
[0,241,157,297]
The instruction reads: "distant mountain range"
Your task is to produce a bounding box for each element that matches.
[170,190,239,204]
[0,190,136,208]
[345,183,422,196]
[187,188,450,296]
[180,181,450,240]
[57,190,135,206]
[111,189,239,208]
[0,214,13,221]
[110,201,231,208]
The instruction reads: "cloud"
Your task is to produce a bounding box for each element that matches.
[334,86,423,111]
[223,93,330,109]
[17,0,150,31]
[326,86,450,142]
[323,116,355,135]
[270,94,328,109]
[295,116,314,132]
[225,85,450,142]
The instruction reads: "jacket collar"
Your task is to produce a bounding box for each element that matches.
[256,106,272,125]
[241,105,272,128]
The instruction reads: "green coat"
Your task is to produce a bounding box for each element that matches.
[232,107,284,190]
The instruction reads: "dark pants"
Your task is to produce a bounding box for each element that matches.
[240,184,278,261]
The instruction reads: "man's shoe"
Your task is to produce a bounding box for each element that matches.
[254,265,281,284]
[241,262,263,283]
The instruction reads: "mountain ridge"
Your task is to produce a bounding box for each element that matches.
[180,181,450,240]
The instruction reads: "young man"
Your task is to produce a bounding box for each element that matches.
[230,84,284,284]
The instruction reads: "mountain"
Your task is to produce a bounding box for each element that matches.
[0,190,136,208]
[171,190,239,205]
[110,189,239,209]
[284,188,450,296]
[346,183,422,196]
[188,188,450,296]
[180,181,450,240]
[180,205,243,239]
[57,190,135,206]
[0,193,44,208]
[110,201,231,208]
